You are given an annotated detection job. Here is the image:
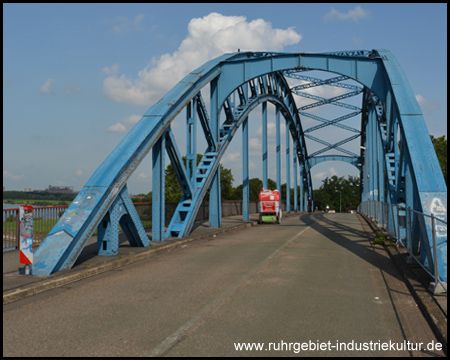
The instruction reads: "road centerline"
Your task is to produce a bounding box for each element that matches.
[147,226,311,357]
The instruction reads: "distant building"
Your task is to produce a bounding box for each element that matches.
[46,185,75,194]
[24,188,32,192]
[34,185,75,194]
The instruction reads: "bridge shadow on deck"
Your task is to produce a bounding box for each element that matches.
[299,212,404,284]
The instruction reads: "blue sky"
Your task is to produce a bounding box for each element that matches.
[3,3,447,195]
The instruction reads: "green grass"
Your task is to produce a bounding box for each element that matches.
[3,199,71,206]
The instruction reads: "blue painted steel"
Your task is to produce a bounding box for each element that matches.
[309,155,360,169]
[293,143,298,212]
[262,102,268,189]
[97,184,150,256]
[242,117,249,221]
[209,77,221,229]
[31,50,446,283]
[276,106,282,195]
[285,119,291,213]
[152,133,165,241]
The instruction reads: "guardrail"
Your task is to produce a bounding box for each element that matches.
[3,200,272,252]
[358,200,447,294]
[3,205,70,251]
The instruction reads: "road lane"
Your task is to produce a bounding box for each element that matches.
[3,214,443,357]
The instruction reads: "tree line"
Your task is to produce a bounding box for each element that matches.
[5,136,445,210]
[137,154,361,212]
[3,191,77,202]
[137,135,447,212]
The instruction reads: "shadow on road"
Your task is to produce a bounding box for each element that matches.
[299,212,404,283]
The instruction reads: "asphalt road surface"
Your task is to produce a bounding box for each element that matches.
[3,213,444,357]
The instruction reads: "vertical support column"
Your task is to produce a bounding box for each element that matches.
[242,117,249,221]
[262,102,268,189]
[276,106,281,195]
[285,120,291,214]
[293,144,298,212]
[369,106,376,203]
[186,98,197,186]
[373,105,380,204]
[362,116,370,203]
[152,134,166,241]
[186,101,192,181]
[209,78,221,228]
[299,165,304,212]
[377,114,385,224]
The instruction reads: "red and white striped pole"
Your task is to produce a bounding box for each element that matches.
[19,205,33,274]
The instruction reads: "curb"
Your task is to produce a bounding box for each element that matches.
[359,213,447,355]
[3,219,258,305]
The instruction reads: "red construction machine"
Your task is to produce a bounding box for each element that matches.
[258,189,282,224]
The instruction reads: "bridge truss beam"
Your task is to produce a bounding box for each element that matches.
[31,50,446,284]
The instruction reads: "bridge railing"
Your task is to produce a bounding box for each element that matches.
[3,205,70,252]
[358,200,447,294]
[4,200,278,252]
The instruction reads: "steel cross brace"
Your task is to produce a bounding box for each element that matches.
[288,74,362,92]
[97,184,151,256]
[307,133,360,158]
[296,89,363,111]
[302,111,361,134]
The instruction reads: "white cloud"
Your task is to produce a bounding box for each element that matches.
[324,6,371,23]
[103,12,302,106]
[103,14,144,34]
[123,114,141,125]
[107,122,127,133]
[106,114,142,133]
[64,82,81,95]
[329,167,338,176]
[3,170,24,180]
[249,137,262,151]
[313,171,327,180]
[416,94,438,113]
[313,166,338,181]
[256,121,287,138]
[137,172,150,180]
[224,152,242,163]
[39,78,57,94]
[102,63,119,76]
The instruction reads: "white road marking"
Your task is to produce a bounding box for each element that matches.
[147,226,310,357]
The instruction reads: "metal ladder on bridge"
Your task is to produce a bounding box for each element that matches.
[166,152,218,237]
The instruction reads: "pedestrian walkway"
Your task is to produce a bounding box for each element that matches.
[3,213,261,295]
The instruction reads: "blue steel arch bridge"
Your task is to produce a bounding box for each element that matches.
[32,50,447,286]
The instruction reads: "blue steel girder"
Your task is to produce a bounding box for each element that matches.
[309,155,361,169]
[32,50,446,282]
[287,74,362,92]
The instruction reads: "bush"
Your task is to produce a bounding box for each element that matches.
[373,231,387,245]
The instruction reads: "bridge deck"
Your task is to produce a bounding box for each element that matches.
[3,213,446,356]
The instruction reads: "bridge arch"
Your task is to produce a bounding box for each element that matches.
[32,50,446,285]
[165,70,313,238]
[309,156,360,170]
